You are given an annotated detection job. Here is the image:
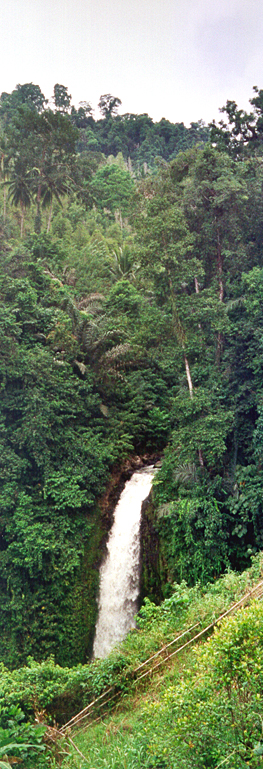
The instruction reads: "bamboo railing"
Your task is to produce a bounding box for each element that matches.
[59,578,263,735]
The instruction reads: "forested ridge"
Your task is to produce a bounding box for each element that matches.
[1,81,263,767]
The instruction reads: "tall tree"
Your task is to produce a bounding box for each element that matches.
[98,94,122,119]
[173,145,248,363]
[3,106,78,232]
[70,101,94,128]
[38,163,69,232]
[210,86,263,157]
[135,168,202,401]
[7,158,32,236]
[53,83,72,113]
[0,83,46,128]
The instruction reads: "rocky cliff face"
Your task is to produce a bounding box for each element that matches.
[96,452,163,609]
[140,495,164,605]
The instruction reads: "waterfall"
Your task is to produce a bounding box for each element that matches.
[93,465,155,658]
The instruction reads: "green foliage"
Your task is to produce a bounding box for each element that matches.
[3,82,263,695]
[0,246,116,664]
[0,706,48,769]
[210,85,263,157]
[106,279,141,315]
[139,602,263,769]
[0,216,177,664]
[98,94,122,119]
[56,560,263,769]
[0,559,261,732]
[90,163,134,215]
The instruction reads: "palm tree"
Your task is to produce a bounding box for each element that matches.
[0,134,12,223]
[32,163,69,232]
[7,159,32,236]
[110,245,139,282]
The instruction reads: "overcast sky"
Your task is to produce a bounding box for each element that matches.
[1,0,263,126]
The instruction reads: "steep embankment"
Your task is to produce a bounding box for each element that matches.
[1,555,262,769]
[58,557,263,769]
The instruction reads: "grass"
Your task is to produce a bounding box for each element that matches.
[59,552,263,769]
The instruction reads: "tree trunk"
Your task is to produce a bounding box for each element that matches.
[194,277,200,294]
[167,257,204,468]
[1,154,6,223]
[47,199,53,233]
[216,226,224,365]
[20,202,24,238]
[217,227,224,302]
[183,351,193,398]
[167,271,194,400]
[3,185,6,223]
[34,198,42,233]
[35,146,46,233]
[194,276,202,330]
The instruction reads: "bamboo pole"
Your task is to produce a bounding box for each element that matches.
[66,692,120,731]
[59,625,200,732]
[59,579,263,733]
[136,581,263,682]
[133,623,200,672]
[60,686,115,732]
[66,734,89,762]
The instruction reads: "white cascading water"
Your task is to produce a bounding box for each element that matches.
[93,465,155,658]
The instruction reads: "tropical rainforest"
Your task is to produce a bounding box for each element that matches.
[1,82,263,767]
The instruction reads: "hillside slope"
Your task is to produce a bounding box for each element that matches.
[59,555,263,769]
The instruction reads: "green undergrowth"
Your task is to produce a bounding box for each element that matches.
[1,554,263,768]
[59,552,263,769]
[62,597,263,769]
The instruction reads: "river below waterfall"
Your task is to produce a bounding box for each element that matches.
[93,465,155,658]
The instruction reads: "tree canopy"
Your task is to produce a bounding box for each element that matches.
[1,81,263,672]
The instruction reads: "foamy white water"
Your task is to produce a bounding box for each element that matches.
[93,466,155,658]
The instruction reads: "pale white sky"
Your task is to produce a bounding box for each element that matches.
[0,0,263,126]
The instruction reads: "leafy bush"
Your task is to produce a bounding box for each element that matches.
[142,601,263,768]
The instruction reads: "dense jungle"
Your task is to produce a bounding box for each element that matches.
[1,82,263,768]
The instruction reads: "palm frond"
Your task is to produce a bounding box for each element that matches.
[173,463,198,486]
[77,294,105,314]
[225,296,245,313]
[102,343,132,361]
